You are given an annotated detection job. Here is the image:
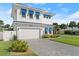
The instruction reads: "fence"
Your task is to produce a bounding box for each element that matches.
[0,31,16,41]
[0,32,3,40]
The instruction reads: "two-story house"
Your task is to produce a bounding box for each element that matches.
[11,3,55,40]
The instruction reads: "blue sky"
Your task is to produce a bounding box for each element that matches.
[0,3,79,25]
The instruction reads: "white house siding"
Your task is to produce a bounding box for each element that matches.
[12,4,54,40]
[16,9,53,25]
[13,21,53,39]
[0,31,16,41]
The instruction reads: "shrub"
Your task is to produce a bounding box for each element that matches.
[75,31,79,35]
[64,30,72,34]
[9,40,28,52]
[50,34,59,38]
[53,34,60,38]
[42,34,49,38]
[72,31,76,34]
[64,30,79,35]
[42,34,59,38]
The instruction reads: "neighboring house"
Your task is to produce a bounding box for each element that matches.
[11,3,55,40]
[65,27,79,31]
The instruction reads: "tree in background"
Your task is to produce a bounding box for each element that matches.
[77,22,79,28]
[0,20,13,31]
[4,24,10,29]
[69,21,76,30]
[0,20,4,31]
[53,23,60,34]
[60,24,67,29]
[4,24,13,31]
[0,20,4,26]
[0,20,4,28]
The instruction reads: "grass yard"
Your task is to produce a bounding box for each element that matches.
[52,35,79,46]
[0,41,11,56]
[0,41,37,56]
[0,29,3,32]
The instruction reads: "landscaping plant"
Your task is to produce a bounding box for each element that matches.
[42,34,59,38]
[64,30,79,35]
[9,40,28,52]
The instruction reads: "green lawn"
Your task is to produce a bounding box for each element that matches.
[0,41,11,56]
[53,35,79,46]
[0,29,3,32]
[0,41,37,56]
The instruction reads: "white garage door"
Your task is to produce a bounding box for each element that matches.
[17,28,40,39]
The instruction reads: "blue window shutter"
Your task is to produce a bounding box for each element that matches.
[48,15,51,19]
[49,28,52,34]
[45,27,48,34]
[35,12,40,19]
[43,14,48,18]
[21,8,27,17]
[29,10,34,14]
[43,14,51,19]
[35,12,40,15]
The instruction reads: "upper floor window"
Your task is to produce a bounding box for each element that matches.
[35,12,40,19]
[49,16,51,19]
[43,14,51,19]
[43,14,47,18]
[29,10,34,19]
[21,8,27,17]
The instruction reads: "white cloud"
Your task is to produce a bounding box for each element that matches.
[53,11,79,24]
[53,19,66,24]
[53,13,69,24]
[53,13,68,19]
[6,8,12,15]
[65,11,79,22]
[0,8,13,25]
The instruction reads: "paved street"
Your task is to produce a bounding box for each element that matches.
[26,39,79,56]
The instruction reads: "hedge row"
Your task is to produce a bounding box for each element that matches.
[64,30,79,35]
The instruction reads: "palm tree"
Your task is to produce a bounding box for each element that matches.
[0,20,4,31]
[59,24,67,34]
[0,20,4,25]
[60,24,67,29]
[53,23,60,34]
[69,21,76,31]
[4,24,10,29]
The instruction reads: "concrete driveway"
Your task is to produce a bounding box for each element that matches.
[26,39,79,56]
